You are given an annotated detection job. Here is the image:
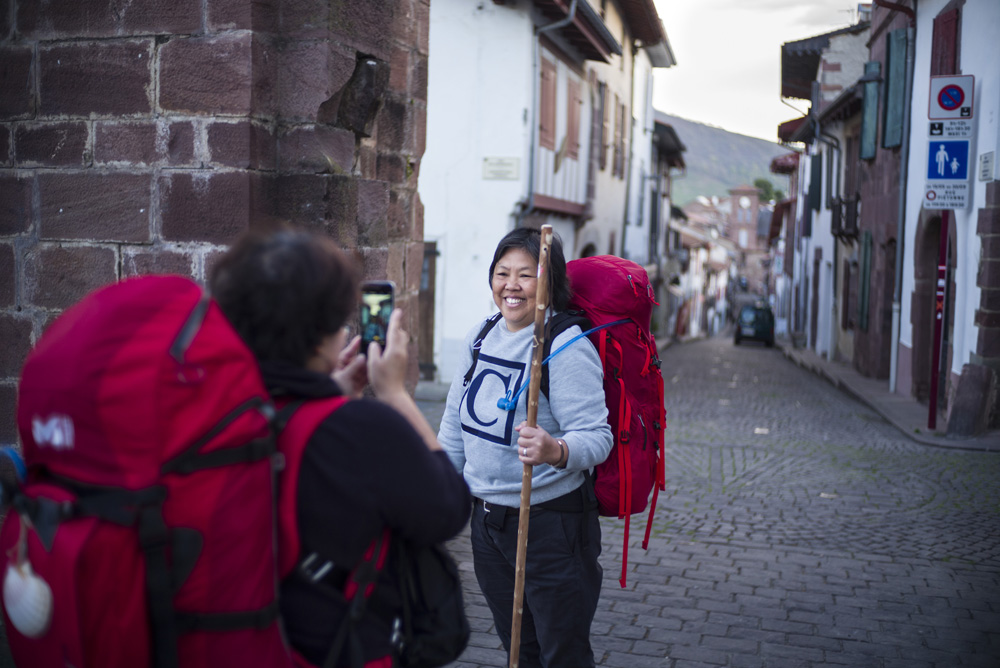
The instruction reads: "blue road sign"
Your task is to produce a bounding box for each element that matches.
[926,140,969,180]
[938,85,964,111]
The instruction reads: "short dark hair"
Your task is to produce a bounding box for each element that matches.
[210,225,360,366]
[488,227,571,312]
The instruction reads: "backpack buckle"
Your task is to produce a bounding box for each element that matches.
[619,428,630,443]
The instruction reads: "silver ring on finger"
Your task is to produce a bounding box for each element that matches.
[522,447,527,456]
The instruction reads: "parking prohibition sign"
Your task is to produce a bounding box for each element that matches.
[929,75,974,120]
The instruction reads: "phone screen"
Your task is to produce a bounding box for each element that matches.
[360,281,395,350]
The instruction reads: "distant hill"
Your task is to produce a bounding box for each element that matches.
[660,114,795,207]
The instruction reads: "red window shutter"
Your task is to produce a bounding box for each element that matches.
[931,7,959,76]
[567,79,580,160]
[539,58,557,150]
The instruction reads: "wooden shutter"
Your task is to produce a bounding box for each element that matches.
[841,259,852,330]
[619,102,628,181]
[611,94,622,176]
[858,231,872,331]
[931,7,959,76]
[539,58,556,151]
[600,82,609,171]
[808,153,822,211]
[882,28,907,148]
[567,78,580,160]
[860,61,880,160]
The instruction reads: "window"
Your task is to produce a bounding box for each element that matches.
[860,61,880,160]
[567,78,580,160]
[539,57,556,151]
[882,28,907,148]
[738,229,749,249]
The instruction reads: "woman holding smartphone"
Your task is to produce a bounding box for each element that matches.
[210,225,471,667]
[438,227,612,668]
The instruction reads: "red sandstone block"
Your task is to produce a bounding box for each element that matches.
[330,2,393,61]
[207,0,278,32]
[978,205,1000,236]
[0,46,34,120]
[357,179,389,243]
[278,125,354,174]
[160,171,251,244]
[377,154,407,186]
[0,385,16,445]
[160,35,254,116]
[208,121,276,169]
[281,0,330,39]
[385,241,404,287]
[18,0,200,38]
[978,327,1000,358]
[25,243,117,309]
[0,244,14,306]
[391,0,416,46]
[39,172,152,243]
[0,312,33,377]
[416,0,430,55]
[976,309,1000,328]
[979,259,1000,290]
[359,247,390,282]
[981,288,1000,313]
[40,41,153,117]
[358,143,377,180]
[389,46,410,95]
[981,234,1000,260]
[0,173,33,236]
[413,105,426,157]
[15,122,89,167]
[277,41,355,122]
[987,181,1000,208]
[413,54,428,103]
[413,193,423,239]
[123,247,195,278]
[404,240,422,293]
[94,121,195,166]
[375,100,408,153]
[0,125,10,165]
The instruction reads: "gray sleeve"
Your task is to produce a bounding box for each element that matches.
[437,324,478,473]
[545,327,613,471]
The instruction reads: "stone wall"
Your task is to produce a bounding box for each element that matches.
[0,0,430,446]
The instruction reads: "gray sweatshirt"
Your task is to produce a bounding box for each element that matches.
[438,314,613,507]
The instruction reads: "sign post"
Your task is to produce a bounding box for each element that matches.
[924,75,973,429]
[924,75,975,210]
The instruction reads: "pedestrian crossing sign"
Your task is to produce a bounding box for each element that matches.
[926,140,969,181]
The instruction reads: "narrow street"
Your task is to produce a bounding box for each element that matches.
[429,334,1000,668]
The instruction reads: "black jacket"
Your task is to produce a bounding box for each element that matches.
[263,361,471,666]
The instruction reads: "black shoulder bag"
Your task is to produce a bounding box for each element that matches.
[390,540,470,668]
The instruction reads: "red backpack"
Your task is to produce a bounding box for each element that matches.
[564,256,666,588]
[465,255,666,587]
[1,276,391,668]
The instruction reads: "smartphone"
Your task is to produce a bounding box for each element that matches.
[360,280,395,350]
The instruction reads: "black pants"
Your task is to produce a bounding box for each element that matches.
[470,497,602,668]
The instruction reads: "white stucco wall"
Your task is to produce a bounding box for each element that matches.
[423,1,534,381]
[899,0,1000,379]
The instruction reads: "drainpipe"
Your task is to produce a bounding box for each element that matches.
[873,0,916,393]
[516,0,579,228]
[619,40,638,257]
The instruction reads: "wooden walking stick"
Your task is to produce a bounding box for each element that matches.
[509,224,554,668]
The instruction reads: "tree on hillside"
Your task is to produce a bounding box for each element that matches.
[754,178,776,202]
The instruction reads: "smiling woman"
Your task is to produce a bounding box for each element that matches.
[438,227,613,667]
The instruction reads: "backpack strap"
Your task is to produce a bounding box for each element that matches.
[462,313,503,388]
[540,311,591,399]
[274,395,350,578]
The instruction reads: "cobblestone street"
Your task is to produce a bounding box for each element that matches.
[428,334,1000,668]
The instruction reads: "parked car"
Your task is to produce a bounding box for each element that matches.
[734,302,775,347]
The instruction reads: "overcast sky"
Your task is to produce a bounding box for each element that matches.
[651,0,866,142]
